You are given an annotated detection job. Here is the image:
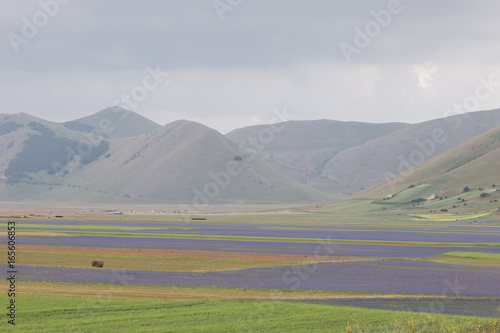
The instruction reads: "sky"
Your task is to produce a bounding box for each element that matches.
[2,0,500,134]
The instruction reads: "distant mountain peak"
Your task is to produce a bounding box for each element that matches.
[67,107,161,139]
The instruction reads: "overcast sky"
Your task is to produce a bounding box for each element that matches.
[2,0,500,133]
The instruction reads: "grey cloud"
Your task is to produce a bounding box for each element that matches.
[1,1,500,132]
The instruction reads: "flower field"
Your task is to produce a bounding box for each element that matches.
[12,259,500,296]
[3,217,500,321]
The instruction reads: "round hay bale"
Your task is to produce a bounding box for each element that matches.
[91,259,104,268]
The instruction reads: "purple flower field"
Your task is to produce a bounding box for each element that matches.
[21,220,500,243]
[21,234,500,258]
[10,260,500,296]
[18,219,500,302]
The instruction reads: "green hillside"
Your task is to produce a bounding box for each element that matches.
[320,109,500,197]
[301,125,500,222]
[358,124,500,199]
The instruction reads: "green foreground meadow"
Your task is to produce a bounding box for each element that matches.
[5,294,500,333]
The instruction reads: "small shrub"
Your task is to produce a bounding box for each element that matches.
[408,314,415,333]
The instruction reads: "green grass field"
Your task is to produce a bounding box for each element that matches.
[5,294,500,333]
[384,184,436,203]
[441,251,500,260]
[425,251,500,267]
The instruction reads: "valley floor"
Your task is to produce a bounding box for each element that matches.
[1,207,500,332]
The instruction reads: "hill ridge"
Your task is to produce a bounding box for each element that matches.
[67,106,161,139]
[356,124,500,199]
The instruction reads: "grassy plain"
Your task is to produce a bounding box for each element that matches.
[4,281,434,300]
[3,294,499,333]
[426,251,500,267]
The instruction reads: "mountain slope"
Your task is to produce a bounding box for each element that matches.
[303,126,500,222]
[356,124,500,199]
[322,109,500,197]
[227,120,407,200]
[227,109,500,199]
[3,109,500,206]
[0,113,109,188]
[64,106,161,139]
[1,119,332,204]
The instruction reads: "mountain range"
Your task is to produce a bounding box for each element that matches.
[357,123,500,199]
[228,109,500,199]
[0,108,329,205]
[1,107,499,206]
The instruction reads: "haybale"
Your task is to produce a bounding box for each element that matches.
[91,259,104,268]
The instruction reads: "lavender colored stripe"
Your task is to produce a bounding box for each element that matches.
[20,235,500,258]
[20,220,500,242]
[9,260,500,296]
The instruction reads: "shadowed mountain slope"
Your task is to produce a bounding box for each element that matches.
[227,119,407,200]
[1,118,332,204]
[227,109,500,199]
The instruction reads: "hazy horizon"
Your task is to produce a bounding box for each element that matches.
[3,1,500,133]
